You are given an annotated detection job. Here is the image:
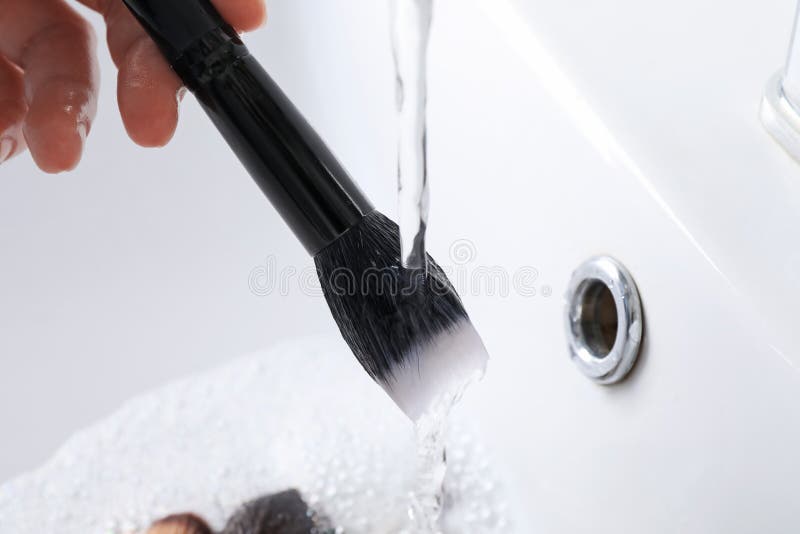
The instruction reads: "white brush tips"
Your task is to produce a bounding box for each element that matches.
[380,318,490,421]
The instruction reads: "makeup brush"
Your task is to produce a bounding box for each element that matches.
[121,0,488,420]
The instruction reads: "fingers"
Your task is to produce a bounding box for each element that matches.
[0,0,268,171]
[89,1,180,147]
[0,55,27,164]
[22,23,99,173]
[0,0,99,173]
[118,37,184,147]
[77,0,267,34]
[94,0,266,148]
[211,0,267,32]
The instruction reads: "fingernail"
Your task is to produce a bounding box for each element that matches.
[0,137,15,164]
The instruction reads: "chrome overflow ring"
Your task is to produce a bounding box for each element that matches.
[564,256,643,384]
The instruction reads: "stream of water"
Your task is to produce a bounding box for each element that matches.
[391,4,481,532]
[391,0,433,272]
[404,378,478,534]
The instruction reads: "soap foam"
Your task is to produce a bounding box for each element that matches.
[0,338,508,533]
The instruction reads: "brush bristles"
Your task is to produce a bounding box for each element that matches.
[314,210,488,419]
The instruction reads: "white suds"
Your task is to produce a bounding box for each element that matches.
[0,338,506,534]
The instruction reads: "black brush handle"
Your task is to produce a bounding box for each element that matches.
[121,0,373,255]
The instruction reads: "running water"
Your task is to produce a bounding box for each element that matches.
[391,2,486,532]
[405,377,479,534]
[391,0,433,271]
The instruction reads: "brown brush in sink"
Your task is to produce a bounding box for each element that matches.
[144,489,333,534]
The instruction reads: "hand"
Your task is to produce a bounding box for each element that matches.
[0,0,266,173]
